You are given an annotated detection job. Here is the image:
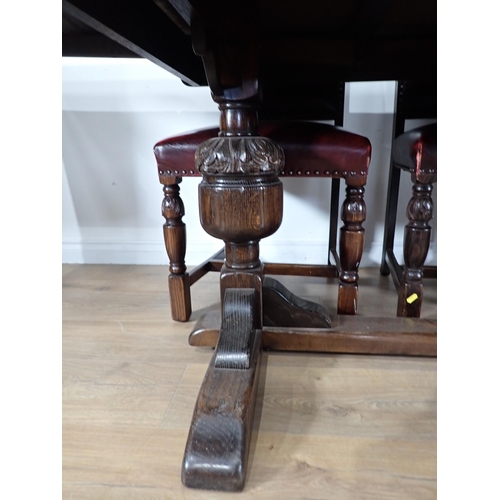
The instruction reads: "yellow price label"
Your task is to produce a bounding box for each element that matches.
[406,293,419,304]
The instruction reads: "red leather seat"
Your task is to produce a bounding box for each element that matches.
[392,123,437,181]
[155,121,371,185]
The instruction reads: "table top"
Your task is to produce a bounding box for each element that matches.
[62,0,436,119]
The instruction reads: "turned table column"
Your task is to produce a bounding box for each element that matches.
[182,98,285,491]
[197,99,284,323]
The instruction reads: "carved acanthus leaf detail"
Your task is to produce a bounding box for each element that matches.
[195,137,284,175]
[407,184,433,223]
[162,185,185,219]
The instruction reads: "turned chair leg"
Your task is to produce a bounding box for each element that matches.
[161,176,191,321]
[338,184,366,315]
[397,180,434,317]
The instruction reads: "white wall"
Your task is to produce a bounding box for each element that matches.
[62,58,436,267]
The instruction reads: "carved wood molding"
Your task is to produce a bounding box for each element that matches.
[162,183,185,221]
[406,183,433,225]
[196,137,284,175]
[215,288,259,370]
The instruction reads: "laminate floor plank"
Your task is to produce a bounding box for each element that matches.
[62,264,437,499]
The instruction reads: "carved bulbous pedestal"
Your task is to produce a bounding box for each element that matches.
[197,136,284,244]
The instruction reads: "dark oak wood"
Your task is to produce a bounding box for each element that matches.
[182,289,262,490]
[262,277,334,329]
[264,320,436,356]
[187,248,224,286]
[188,308,437,357]
[338,185,366,314]
[182,341,262,490]
[182,90,282,489]
[160,176,191,321]
[264,263,338,278]
[63,0,437,91]
[62,0,205,85]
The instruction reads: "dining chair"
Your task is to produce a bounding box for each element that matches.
[154,85,372,321]
[380,80,437,317]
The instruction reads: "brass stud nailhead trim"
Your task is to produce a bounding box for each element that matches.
[158,167,368,178]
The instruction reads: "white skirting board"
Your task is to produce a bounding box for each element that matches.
[62,237,437,268]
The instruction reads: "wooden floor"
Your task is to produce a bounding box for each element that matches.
[62,264,437,500]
